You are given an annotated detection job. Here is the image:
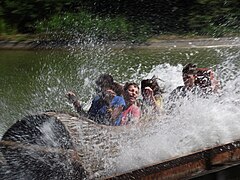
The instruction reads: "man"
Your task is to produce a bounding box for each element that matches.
[167,63,219,112]
[66,74,125,125]
[169,63,201,100]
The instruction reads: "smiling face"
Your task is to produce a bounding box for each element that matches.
[124,84,139,105]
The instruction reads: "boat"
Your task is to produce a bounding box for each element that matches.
[1,111,240,179]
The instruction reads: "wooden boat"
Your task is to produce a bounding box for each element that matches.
[1,111,240,179]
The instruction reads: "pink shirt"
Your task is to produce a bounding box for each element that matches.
[120,104,141,125]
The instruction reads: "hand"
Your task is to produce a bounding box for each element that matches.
[66,91,77,103]
[105,89,116,97]
[103,89,116,102]
[144,87,153,97]
[73,100,81,108]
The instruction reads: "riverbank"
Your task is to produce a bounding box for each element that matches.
[0,37,239,50]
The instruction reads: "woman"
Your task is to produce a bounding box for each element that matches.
[115,82,141,126]
[140,77,164,114]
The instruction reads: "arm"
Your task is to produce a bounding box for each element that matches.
[110,106,124,124]
[66,91,86,116]
[144,87,162,109]
[108,96,126,125]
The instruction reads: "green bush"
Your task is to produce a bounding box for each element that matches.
[36,11,150,42]
[0,18,18,35]
[187,0,240,37]
[0,18,5,34]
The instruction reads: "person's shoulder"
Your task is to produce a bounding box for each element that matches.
[154,93,163,99]
[113,95,124,100]
[125,103,139,111]
[92,95,101,102]
[112,95,126,106]
[112,95,125,102]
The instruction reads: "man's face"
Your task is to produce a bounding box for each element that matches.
[183,73,195,87]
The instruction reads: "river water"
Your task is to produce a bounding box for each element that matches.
[0,40,240,178]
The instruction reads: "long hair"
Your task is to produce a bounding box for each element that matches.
[182,63,197,75]
[141,77,164,96]
[111,82,124,96]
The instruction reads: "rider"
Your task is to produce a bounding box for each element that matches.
[87,81,126,125]
[66,74,126,125]
[169,63,200,101]
[114,82,141,126]
[167,63,220,112]
[140,76,164,114]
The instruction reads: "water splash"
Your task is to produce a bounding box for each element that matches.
[0,38,240,179]
[112,48,240,175]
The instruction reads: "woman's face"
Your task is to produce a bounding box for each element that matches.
[125,85,139,105]
[142,87,153,99]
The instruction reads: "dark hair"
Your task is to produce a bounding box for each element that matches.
[111,82,124,96]
[123,82,139,92]
[141,78,163,95]
[182,63,197,75]
[95,74,114,88]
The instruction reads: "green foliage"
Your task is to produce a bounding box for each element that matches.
[0,0,239,39]
[0,18,17,35]
[0,18,5,34]
[1,0,78,33]
[187,0,240,37]
[36,12,150,42]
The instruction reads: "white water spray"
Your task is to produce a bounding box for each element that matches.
[112,53,240,174]
[0,39,239,179]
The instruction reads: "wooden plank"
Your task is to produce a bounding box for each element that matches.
[105,140,240,179]
[2,111,240,179]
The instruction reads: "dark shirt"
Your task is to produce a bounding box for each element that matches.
[166,85,204,113]
[88,95,108,124]
[88,95,125,125]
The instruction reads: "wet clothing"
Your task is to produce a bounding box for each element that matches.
[114,104,141,126]
[169,85,209,102]
[140,94,163,115]
[154,94,163,108]
[88,95,125,125]
[166,85,205,113]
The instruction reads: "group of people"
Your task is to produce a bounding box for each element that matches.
[66,63,220,126]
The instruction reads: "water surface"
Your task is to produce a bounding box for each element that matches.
[0,44,240,177]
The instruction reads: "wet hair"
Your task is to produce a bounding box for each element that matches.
[141,78,164,95]
[110,82,124,96]
[182,63,197,75]
[123,82,139,92]
[95,74,114,88]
